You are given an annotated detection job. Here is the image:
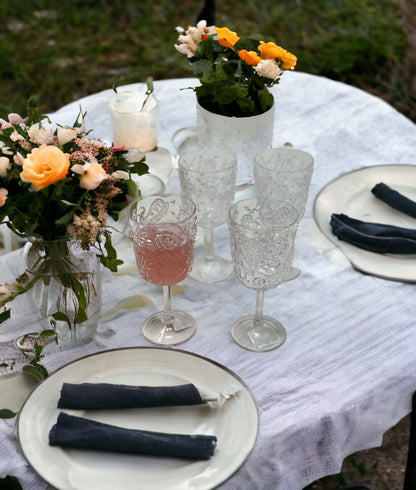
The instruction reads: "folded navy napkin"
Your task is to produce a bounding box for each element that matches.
[372,183,416,219]
[330,213,416,254]
[49,412,217,460]
[57,383,205,410]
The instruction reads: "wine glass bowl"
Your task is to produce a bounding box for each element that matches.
[178,148,237,283]
[228,198,298,352]
[254,147,314,281]
[129,195,197,345]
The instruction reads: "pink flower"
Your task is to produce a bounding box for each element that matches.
[0,188,8,207]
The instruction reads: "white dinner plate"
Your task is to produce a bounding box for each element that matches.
[17,347,258,490]
[314,164,416,282]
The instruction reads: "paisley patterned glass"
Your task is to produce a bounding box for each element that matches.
[228,198,298,352]
[254,147,314,280]
[179,149,237,283]
[129,195,197,345]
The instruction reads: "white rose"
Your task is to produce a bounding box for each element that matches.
[254,59,282,80]
[57,127,78,145]
[28,123,54,145]
[0,156,11,177]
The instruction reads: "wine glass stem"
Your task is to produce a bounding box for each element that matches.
[203,226,215,264]
[162,285,175,330]
[253,290,265,330]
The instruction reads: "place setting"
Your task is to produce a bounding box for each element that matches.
[314,164,416,282]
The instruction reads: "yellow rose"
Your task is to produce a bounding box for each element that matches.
[20,146,70,190]
[238,49,261,66]
[258,41,297,70]
[79,162,107,190]
[215,27,240,49]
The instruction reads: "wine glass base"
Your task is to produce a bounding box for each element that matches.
[231,315,287,352]
[190,255,233,283]
[142,310,197,346]
[284,266,301,282]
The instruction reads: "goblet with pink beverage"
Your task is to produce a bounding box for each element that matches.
[129,195,197,345]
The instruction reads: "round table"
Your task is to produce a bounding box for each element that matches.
[1,72,416,489]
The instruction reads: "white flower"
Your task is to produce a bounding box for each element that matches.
[175,43,195,57]
[57,127,78,145]
[125,147,145,163]
[71,163,87,175]
[111,170,129,180]
[0,156,11,177]
[28,122,55,145]
[254,59,282,80]
[10,130,25,142]
[8,113,24,125]
[13,152,25,166]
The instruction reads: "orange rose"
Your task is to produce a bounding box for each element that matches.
[79,162,107,190]
[20,145,70,190]
[258,41,297,70]
[215,27,240,49]
[238,49,261,66]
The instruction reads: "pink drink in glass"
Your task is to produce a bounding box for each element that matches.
[134,222,194,286]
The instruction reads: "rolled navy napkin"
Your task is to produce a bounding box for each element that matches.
[372,183,416,219]
[57,382,205,410]
[330,213,416,254]
[49,412,217,460]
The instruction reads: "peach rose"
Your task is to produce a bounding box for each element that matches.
[0,188,8,207]
[215,27,240,49]
[79,162,107,190]
[20,145,70,190]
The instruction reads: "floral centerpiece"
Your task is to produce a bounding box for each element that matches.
[175,20,297,117]
[0,103,148,336]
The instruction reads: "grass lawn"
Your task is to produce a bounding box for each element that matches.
[0,0,414,121]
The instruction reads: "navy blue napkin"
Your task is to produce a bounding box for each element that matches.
[372,183,416,219]
[49,412,217,460]
[330,213,416,254]
[57,383,205,410]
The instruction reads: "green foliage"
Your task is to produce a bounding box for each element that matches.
[0,0,411,120]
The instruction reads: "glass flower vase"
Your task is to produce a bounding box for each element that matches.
[23,238,102,350]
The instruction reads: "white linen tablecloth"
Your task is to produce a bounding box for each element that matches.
[1,72,416,489]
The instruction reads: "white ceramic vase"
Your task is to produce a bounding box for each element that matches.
[196,101,275,187]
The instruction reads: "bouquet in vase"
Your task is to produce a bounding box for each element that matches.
[0,102,148,333]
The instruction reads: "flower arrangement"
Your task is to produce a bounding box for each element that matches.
[175,21,297,117]
[0,102,148,324]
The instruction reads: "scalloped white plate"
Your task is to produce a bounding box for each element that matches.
[314,164,416,282]
[17,347,258,490]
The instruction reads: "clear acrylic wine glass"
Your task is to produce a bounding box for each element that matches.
[254,147,314,281]
[227,198,298,352]
[128,194,197,345]
[178,148,237,283]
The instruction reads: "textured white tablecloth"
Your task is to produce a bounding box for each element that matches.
[1,72,416,489]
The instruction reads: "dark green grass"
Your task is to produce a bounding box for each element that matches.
[0,0,413,120]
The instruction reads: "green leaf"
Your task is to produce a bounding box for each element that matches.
[100,234,123,272]
[191,59,213,76]
[0,309,11,324]
[0,409,17,419]
[22,364,48,381]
